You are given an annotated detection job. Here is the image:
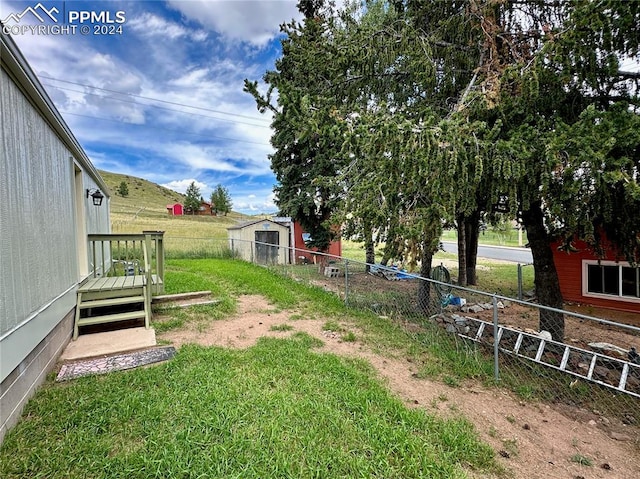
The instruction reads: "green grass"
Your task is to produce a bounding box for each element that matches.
[167,258,347,313]
[570,454,593,466]
[270,323,294,332]
[413,327,495,384]
[440,228,528,248]
[0,337,498,479]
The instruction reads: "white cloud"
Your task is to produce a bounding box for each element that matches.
[161,179,209,195]
[233,189,277,214]
[166,0,302,47]
[128,11,208,41]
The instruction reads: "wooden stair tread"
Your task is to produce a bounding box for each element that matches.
[78,296,145,309]
[77,310,146,327]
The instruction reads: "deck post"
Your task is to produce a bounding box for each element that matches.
[143,231,165,295]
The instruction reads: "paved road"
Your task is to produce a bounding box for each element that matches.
[441,241,533,264]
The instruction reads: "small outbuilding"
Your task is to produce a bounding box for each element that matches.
[167,203,183,216]
[227,219,291,264]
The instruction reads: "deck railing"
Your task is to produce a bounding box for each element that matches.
[87,231,165,295]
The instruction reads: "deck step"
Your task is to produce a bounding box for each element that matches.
[77,310,146,327]
[79,295,145,309]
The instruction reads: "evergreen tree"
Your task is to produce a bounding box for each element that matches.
[210,184,232,216]
[184,181,201,215]
[247,0,640,339]
[116,181,129,197]
[244,0,344,252]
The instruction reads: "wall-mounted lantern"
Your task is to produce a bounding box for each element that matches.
[86,188,104,206]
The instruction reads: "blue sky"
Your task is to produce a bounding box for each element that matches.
[2,0,304,214]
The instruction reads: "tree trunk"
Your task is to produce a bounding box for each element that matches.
[364,222,375,272]
[465,210,481,285]
[521,201,565,341]
[456,213,467,286]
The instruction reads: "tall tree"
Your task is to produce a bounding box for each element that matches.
[244,0,344,252]
[210,184,232,216]
[335,0,640,337]
[184,181,201,215]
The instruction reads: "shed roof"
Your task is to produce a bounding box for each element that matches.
[227,219,290,231]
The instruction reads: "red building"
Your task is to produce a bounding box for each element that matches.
[195,201,214,216]
[166,203,183,216]
[273,217,342,264]
[552,236,640,314]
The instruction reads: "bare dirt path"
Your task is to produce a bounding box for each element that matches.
[158,295,640,479]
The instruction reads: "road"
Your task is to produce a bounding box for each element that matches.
[441,241,533,264]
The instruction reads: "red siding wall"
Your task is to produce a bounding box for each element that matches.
[292,221,342,263]
[167,203,183,215]
[552,238,640,313]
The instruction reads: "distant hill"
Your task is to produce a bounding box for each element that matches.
[98,170,252,239]
[99,170,186,215]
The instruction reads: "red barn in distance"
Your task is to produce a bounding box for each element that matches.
[167,201,215,216]
[166,203,183,216]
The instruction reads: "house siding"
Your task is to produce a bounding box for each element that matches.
[0,309,74,443]
[1,32,110,443]
[552,238,640,314]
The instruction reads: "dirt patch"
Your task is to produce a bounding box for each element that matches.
[158,295,640,479]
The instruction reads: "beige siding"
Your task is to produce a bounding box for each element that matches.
[0,68,109,381]
[0,69,78,334]
[228,221,290,264]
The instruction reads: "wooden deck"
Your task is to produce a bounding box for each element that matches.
[79,275,146,293]
[73,232,165,339]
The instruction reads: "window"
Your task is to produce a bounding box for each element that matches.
[584,261,640,301]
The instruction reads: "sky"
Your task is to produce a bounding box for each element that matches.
[1,0,305,214]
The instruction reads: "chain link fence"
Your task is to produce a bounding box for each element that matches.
[165,236,640,426]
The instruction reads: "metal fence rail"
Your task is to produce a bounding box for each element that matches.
[166,236,640,419]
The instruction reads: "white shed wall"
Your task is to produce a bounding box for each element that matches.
[227,221,290,264]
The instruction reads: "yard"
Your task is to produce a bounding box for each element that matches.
[1,258,638,478]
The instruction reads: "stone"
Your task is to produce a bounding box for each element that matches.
[608,431,633,442]
[538,330,553,341]
[592,366,610,381]
[588,342,629,357]
[456,325,470,334]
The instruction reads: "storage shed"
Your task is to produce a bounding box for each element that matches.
[167,203,183,216]
[227,219,290,265]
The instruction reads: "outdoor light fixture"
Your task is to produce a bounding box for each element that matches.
[86,188,104,206]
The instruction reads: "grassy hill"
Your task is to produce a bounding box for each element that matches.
[99,170,254,240]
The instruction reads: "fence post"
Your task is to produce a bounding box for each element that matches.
[344,259,349,305]
[517,263,523,300]
[493,295,500,381]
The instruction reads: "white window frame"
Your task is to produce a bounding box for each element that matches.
[582,260,640,304]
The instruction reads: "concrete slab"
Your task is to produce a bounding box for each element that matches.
[61,327,157,361]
